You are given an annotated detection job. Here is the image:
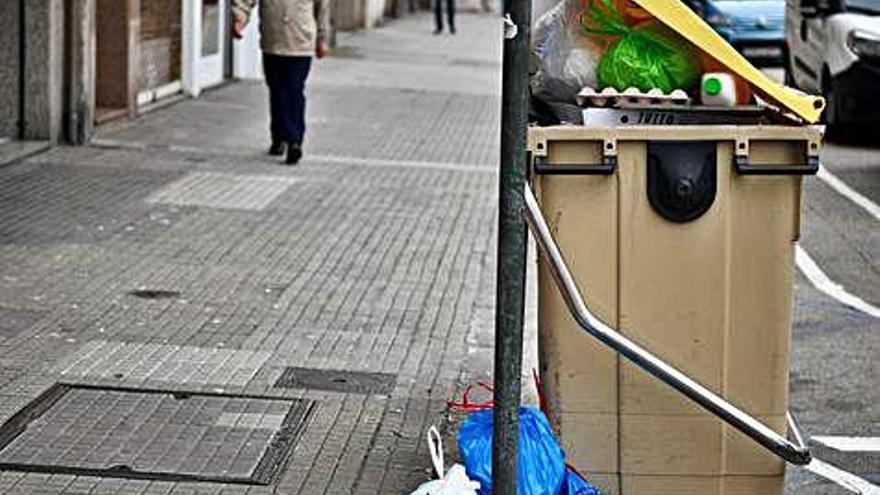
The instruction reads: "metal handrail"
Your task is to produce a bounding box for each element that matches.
[523,183,811,466]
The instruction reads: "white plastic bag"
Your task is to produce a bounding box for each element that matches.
[410,426,481,495]
[531,0,601,107]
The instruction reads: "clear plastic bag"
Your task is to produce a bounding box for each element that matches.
[531,0,603,108]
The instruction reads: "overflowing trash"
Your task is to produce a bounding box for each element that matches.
[576,87,690,107]
[531,0,603,123]
[432,381,603,495]
[581,0,700,94]
[528,0,821,125]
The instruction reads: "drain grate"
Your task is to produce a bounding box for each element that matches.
[274,367,396,395]
[127,288,181,300]
[0,384,315,485]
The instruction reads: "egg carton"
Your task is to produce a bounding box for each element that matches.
[576,87,691,108]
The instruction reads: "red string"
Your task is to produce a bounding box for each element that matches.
[533,368,548,417]
[447,381,495,411]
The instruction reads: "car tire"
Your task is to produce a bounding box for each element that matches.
[783,49,796,87]
[822,72,844,140]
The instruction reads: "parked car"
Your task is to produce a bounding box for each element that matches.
[687,0,788,66]
[786,0,880,131]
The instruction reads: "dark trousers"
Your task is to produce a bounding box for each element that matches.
[434,0,455,31]
[263,53,312,145]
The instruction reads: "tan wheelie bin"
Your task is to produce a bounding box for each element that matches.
[530,124,822,495]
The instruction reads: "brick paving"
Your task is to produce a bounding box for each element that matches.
[0,13,504,495]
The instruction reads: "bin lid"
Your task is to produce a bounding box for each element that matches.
[630,0,825,123]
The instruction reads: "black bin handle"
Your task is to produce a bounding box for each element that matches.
[533,155,617,175]
[734,155,819,176]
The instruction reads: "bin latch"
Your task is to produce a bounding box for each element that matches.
[647,141,717,223]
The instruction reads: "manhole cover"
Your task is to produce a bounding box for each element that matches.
[0,384,314,485]
[274,367,396,395]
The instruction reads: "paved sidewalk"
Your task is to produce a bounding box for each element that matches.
[0,13,509,495]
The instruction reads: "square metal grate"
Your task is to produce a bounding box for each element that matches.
[0,384,314,485]
[146,172,297,211]
[274,367,396,395]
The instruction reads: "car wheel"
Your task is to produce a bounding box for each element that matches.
[823,74,844,140]
[783,50,796,87]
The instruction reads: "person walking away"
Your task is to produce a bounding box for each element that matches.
[232,0,329,165]
[434,0,456,34]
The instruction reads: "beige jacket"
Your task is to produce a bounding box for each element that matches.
[232,0,329,57]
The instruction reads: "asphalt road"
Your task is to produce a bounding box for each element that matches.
[784,137,880,493]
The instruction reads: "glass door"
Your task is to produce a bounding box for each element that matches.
[195,0,228,89]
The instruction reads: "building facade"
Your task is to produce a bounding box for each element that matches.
[1,0,408,149]
[1,0,68,145]
[1,0,265,147]
[94,0,254,121]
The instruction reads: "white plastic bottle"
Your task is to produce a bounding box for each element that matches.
[701,73,738,107]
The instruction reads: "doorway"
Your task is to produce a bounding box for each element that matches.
[95,0,134,124]
[195,0,229,90]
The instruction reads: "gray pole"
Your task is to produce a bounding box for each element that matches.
[493,0,531,490]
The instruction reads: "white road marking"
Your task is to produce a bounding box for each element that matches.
[814,436,880,453]
[818,165,880,221]
[805,459,880,494]
[797,166,880,492]
[796,245,880,319]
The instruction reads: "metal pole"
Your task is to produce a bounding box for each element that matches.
[493,0,531,491]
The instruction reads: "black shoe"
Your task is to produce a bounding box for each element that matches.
[433,28,443,35]
[449,26,456,34]
[268,140,285,156]
[286,143,303,165]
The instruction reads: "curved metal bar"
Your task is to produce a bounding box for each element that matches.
[523,183,811,466]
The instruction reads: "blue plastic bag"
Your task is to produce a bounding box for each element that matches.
[456,406,566,495]
[559,467,603,495]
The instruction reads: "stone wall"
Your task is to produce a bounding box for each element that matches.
[0,1,21,139]
[22,0,65,142]
[139,0,182,91]
[335,0,365,31]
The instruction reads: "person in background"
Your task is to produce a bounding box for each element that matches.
[232,0,329,165]
[434,0,456,35]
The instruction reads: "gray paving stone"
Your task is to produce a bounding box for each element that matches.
[0,12,503,495]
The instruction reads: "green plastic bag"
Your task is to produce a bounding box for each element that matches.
[581,0,700,93]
